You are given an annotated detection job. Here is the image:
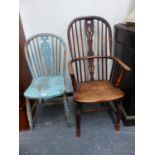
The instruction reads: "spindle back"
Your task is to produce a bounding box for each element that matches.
[67,16,113,83]
[25,33,67,78]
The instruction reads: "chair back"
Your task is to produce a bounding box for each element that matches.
[67,16,113,82]
[25,33,67,78]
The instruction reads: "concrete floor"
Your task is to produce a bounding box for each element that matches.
[19,97,135,155]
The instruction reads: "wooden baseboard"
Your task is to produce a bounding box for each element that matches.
[122,107,135,126]
[19,102,29,131]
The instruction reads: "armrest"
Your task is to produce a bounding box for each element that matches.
[111,56,131,72]
[70,56,131,71]
[68,56,131,89]
[110,56,131,87]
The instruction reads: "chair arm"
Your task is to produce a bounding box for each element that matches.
[111,56,131,72]
[110,57,131,87]
[68,56,131,88]
[68,60,78,92]
[70,55,131,71]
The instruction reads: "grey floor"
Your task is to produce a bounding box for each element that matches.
[19,97,135,155]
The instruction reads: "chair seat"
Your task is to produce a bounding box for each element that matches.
[24,75,65,99]
[74,80,124,103]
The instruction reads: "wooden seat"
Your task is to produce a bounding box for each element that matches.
[74,80,124,103]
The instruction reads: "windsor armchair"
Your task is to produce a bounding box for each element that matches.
[67,16,131,137]
[24,33,71,130]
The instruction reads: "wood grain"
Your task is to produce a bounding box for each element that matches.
[74,80,124,103]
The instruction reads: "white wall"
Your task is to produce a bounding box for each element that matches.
[20,0,135,92]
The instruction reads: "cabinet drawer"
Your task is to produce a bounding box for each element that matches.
[115,27,135,50]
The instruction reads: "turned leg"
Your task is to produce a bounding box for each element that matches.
[63,92,72,126]
[115,101,123,131]
[76,103,81,137]
[25,99,33,130]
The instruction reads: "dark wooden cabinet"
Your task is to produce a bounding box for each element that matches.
[19,16,32,131]
[114,24,135,126]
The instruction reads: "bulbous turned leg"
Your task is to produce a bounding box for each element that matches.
[76,103,81,137]
[115,101,123,131]
[25,99,33,130]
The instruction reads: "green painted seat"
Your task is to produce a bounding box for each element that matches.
[24,33,71,130]
[24,75,65,99]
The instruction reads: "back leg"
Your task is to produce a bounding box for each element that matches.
[63,92,72,126]
[76,103,81,137]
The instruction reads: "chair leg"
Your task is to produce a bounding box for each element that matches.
[63,93,72,126]
[76,103,81,137]
[115,101,123,131]
[25,99,33,130]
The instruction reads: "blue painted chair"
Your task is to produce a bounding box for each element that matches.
[24,33,71,130]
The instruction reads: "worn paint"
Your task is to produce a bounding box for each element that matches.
[24,75,65,99]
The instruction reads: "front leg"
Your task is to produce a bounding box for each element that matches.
[115,100,123,131]
[25,99,33,130]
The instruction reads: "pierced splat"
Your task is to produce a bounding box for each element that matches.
[85,20,94,56]
[41,36,52,74]
[85,20,95,80]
